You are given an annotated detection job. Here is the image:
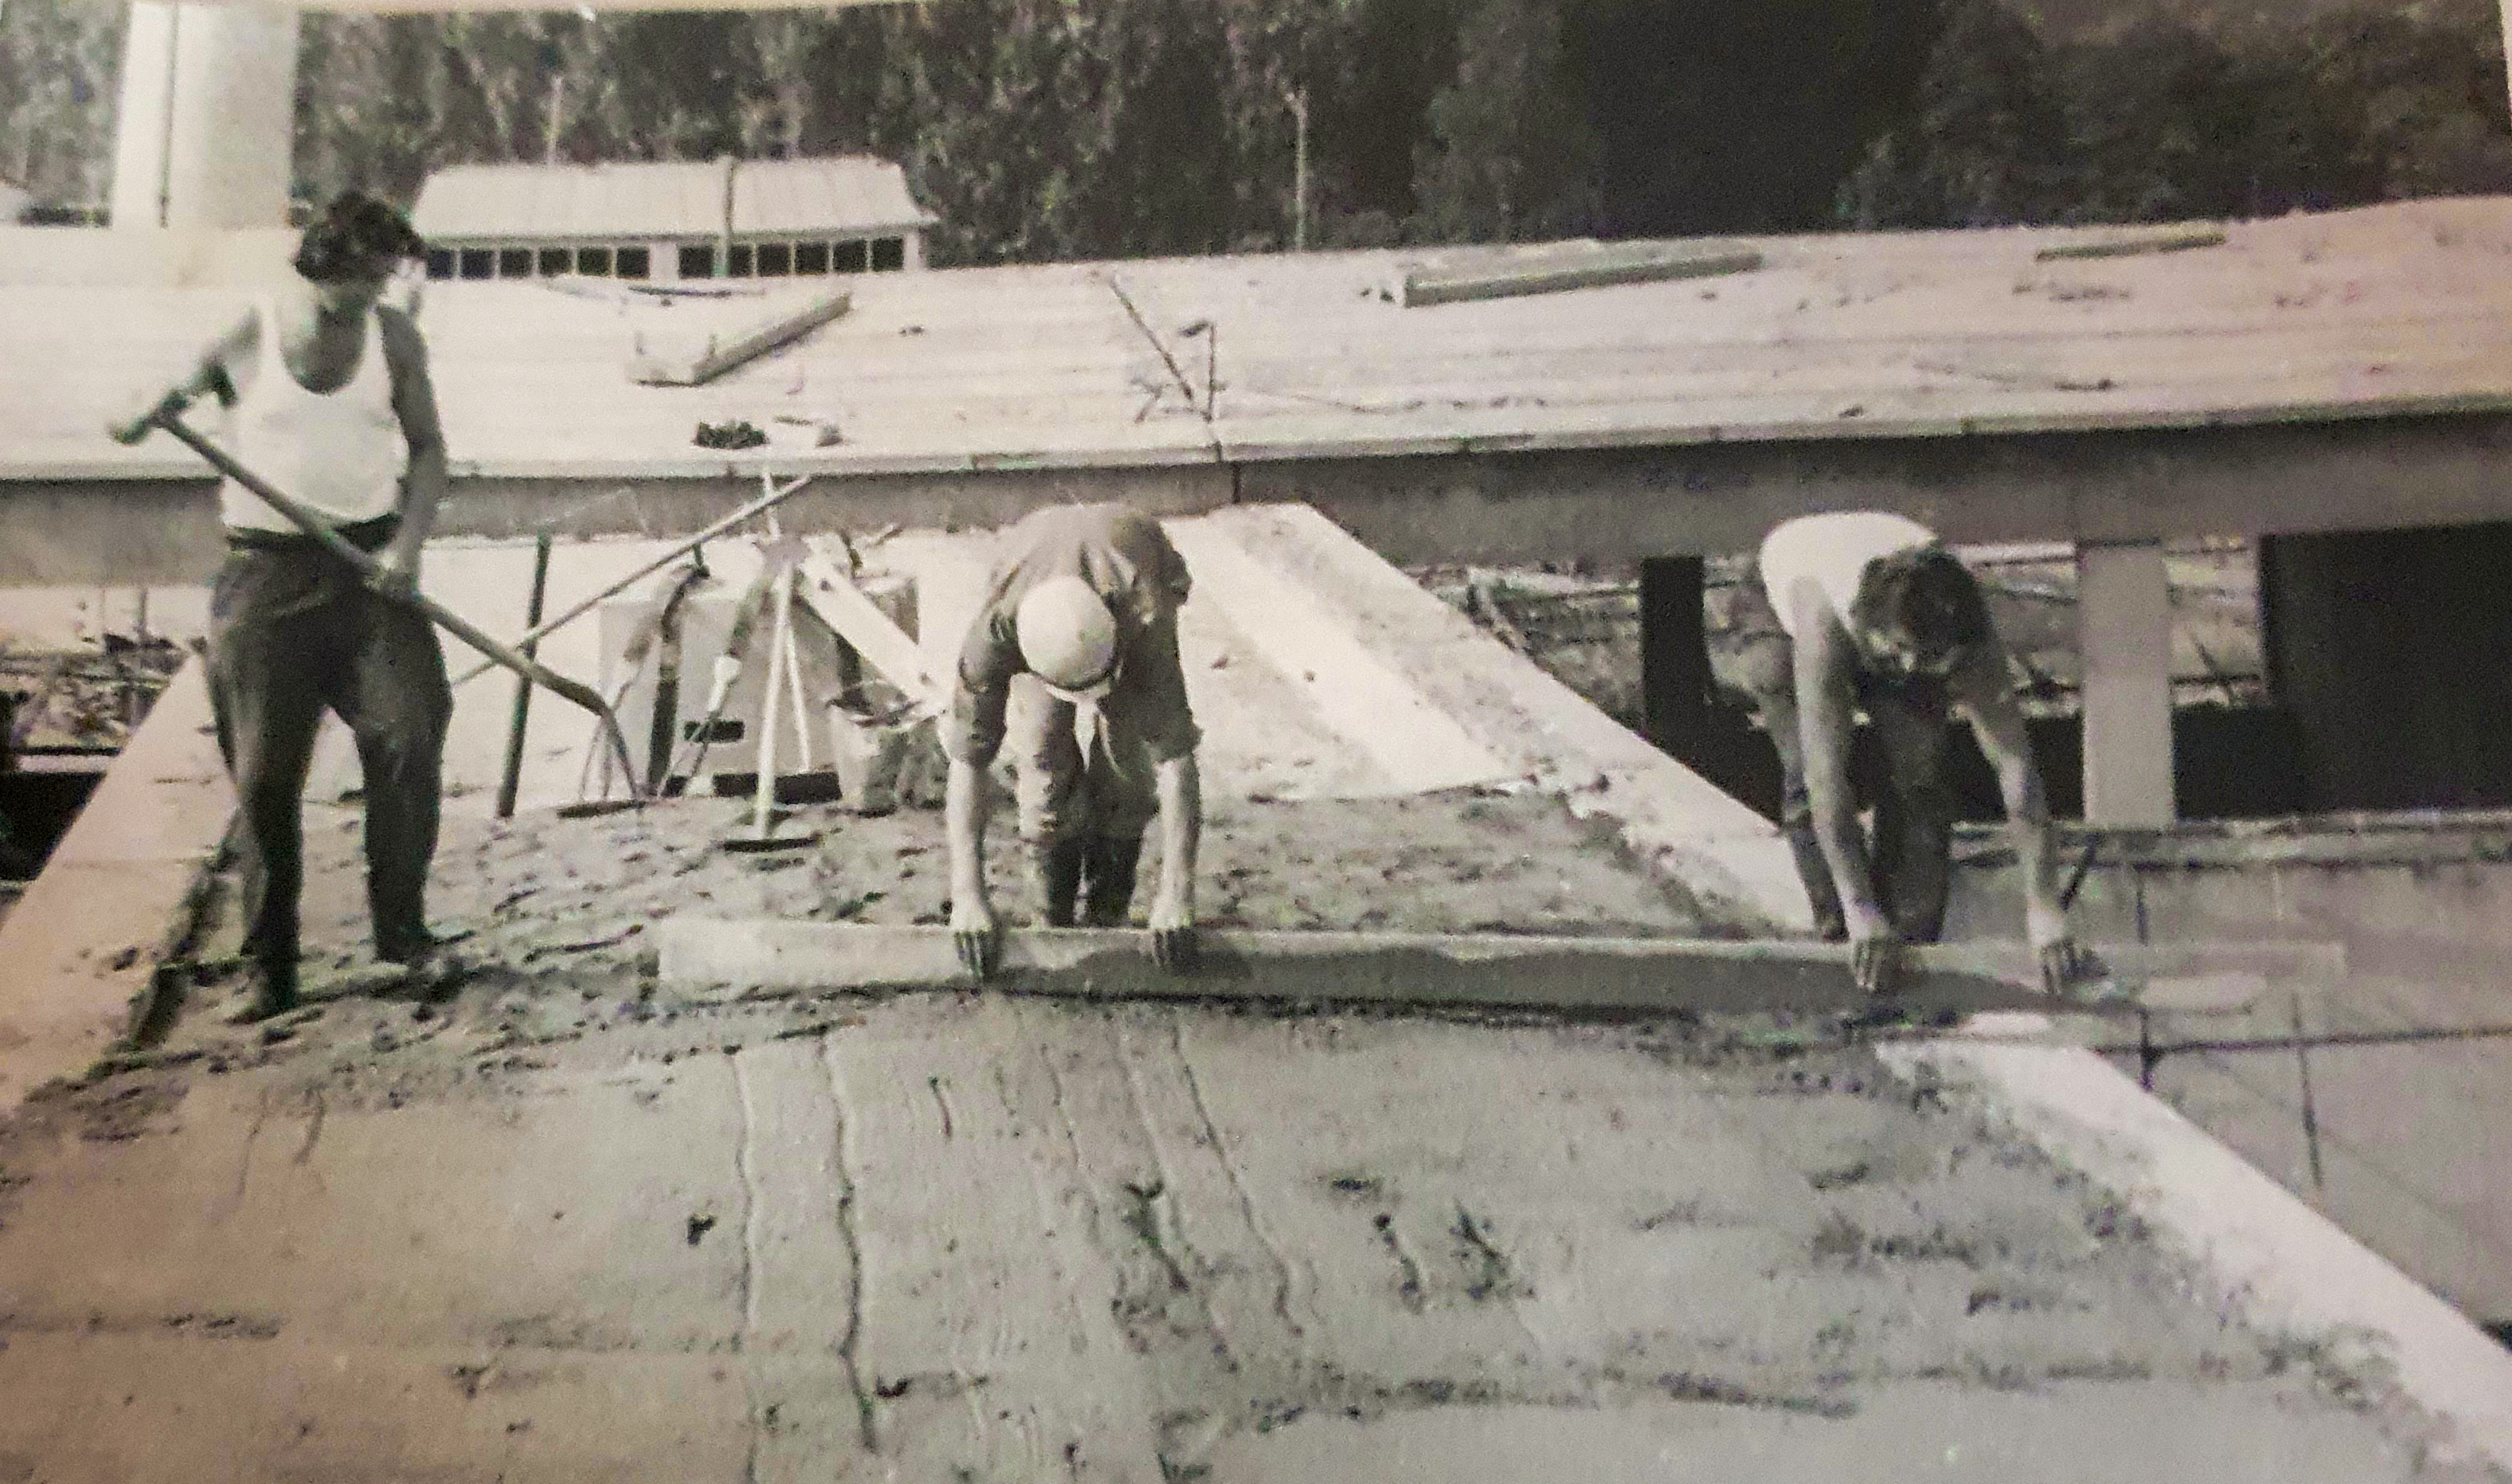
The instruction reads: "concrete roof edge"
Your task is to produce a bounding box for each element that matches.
[1878,1036,2512,1476]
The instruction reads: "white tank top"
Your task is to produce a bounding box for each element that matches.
[1758,512,1937,639]
[218,300,406,533]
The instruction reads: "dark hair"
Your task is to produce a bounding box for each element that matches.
[293,191,425,282]
[1853,545,1990,656]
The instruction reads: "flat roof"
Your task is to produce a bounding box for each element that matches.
[7,195,2511,483]
[410,156,938,243]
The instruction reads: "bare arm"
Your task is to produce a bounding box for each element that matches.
[1949,646,2067,948]
[374,307,445,587]
[1786,579,1887,940]
[109,311,255,443]
[1146,750,1201,970]
[945,753,1003,975]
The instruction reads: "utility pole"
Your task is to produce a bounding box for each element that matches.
[1287,88,1309,252]
[545,72,566,165]
[2502,0,2511,123]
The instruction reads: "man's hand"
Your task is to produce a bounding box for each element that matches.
[1147,884,1197,973]
[1850,918,1905,999]
[107,393,183,446]
[951,890,1001,979]
[2026,901,2099,997]
[2034,931,2100,999]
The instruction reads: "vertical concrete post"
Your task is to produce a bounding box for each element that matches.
[111,2,300,231]
[2075,539,2176,826]
[1638,555,1708,755]
[2502,0,2512,125]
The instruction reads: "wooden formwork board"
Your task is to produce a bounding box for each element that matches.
[657,919,2339,1020]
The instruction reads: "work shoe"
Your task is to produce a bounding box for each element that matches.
[1030,839,1085,928]
[377,926,475,968]
[224,959,299,1025]
[1080,835,1145,929]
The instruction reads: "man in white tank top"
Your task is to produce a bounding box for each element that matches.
[1732,512,2090,1004]
[111,193,450,1020]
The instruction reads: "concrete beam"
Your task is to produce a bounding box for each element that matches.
[24,409,2512,587]
[2076,539,2177,826]
[1180,503,1807,931]
[656,918,2340,1016]
[1260,412,2512,566]
[1160,516,1513,794]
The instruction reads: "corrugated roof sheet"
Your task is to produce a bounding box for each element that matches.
[410,156,936,243]
[10,196,2512,482]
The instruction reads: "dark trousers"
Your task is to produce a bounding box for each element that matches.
[1728,574,1955,944]
[207,533,451,976]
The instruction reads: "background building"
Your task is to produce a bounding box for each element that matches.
[409,156,937,284]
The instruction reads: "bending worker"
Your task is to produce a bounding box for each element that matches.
[1732,511,2092,1000]
[943,504,1202,977]
[110,193,451,1020]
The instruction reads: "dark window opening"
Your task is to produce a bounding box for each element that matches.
[458,248,495,280]
[424,248,454,280]
[871,236,905,272]
[725,243,754,278]
[497,248,532,278]
[678,245,717,279]
[834,239,869,274]
[616,246,650,279]
[576,245,613,276]
[756,242,792,277]
[795,240,830,274]
[537,247,571,276]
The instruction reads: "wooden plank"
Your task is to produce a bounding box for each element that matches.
[2036,228,2229,261]
[656,918,2343,1016]
[792,550,944,716]
[1401,245,1764,307]
[629,289,851,387]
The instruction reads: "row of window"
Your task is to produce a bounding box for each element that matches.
[688,236,909,279]
[421,236,908,282]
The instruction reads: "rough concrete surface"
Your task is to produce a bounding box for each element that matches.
[0,788,2489,1483]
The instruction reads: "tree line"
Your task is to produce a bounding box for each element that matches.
[4,0,2508,262]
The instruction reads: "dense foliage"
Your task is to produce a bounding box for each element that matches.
[3,0,2507,260]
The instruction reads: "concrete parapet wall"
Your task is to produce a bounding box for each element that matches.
[0,658,232,1118]
[1950,812,2512,1323]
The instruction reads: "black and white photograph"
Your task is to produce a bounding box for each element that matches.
[3,0,2512,1476]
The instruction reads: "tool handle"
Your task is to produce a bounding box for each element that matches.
[155,412,647,797]
[447,470,815,688]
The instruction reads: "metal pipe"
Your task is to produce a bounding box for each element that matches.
[154,412,646,800]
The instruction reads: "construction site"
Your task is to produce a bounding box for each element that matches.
[8,5,2512,1475]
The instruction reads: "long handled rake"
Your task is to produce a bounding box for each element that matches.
[153,412,647,805]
